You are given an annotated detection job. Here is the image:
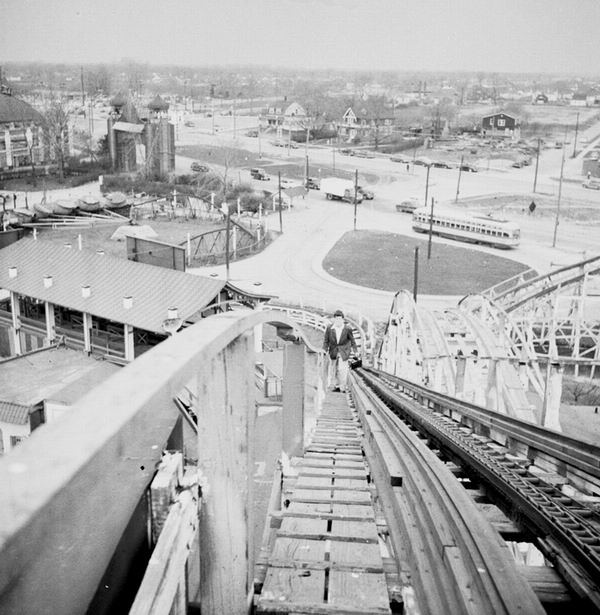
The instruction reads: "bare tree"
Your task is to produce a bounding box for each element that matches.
[42,95,70,181]
[563,379,600,405]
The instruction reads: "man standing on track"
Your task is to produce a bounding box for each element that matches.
[323,309,357,393]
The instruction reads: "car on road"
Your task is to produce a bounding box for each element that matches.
[582,178,600,190]
[339,148,354,156]
[396,199,419,213]
[306,177,320,190]
[354,150,375,159]
[459,163,478,173]
[246,129,258,137]
[390,155,407,163]
[432,161,453,169]
[357,187,374,200]
[184,121,195,127]
[270,140,298,149]
[512,160,526,168]
[250,167,269,181]
[190,162,209,173]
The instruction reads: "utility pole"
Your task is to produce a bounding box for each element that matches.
[572,112,580,158]
[232,98,236,140]
[353,168,358,231]
[225,205,231,280]
[427,196,435,260]
[305,125,310,156]
[258,115,262,158]
[553,129,568,248]
[80,66,85,106]
[278,171,283,233]
[424,163,431,208]
[533,138,541,193]
[305,155,309,190]
[413,247,419,303]
[211,98,215,135]
[455,155,464,203]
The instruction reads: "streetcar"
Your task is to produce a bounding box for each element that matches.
[412,207,520,249]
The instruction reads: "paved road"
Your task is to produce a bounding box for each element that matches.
[187,189,598,323]
[179,114,600,323]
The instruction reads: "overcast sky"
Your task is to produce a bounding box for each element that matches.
[1,0,598,75]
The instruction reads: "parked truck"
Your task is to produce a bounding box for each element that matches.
[320,177,362,203]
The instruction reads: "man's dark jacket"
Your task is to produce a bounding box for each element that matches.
[323,324,357,361]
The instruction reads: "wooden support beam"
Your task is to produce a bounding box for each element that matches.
[9,291,21,355]
[282,342,305,457]
[130,489,199,615]
[44,301,56,345]
[124,323,135,362]
[196,331,255,615]
[83,312,93,354]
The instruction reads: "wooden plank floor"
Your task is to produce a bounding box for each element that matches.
[255,391,391,614]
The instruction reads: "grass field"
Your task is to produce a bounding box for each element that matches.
[322,230,531,295]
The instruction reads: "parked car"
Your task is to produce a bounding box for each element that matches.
[390,155,407,163]
[582,178,600,190]
[184,121,195,127]
[357,187,374,200]
[306,177,320,190]
[396,199,419,213]
[512,160,526,168]
[432,161,453,169]
[339,148,354,156]
[250,167,269,181]
[245,129,258,137]
[190,162,209,173]
[460,163,478,173]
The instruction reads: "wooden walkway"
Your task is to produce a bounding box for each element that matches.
[255,391,392,614]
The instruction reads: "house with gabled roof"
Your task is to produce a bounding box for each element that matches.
[481,112,520,139]
[337,106,396,143]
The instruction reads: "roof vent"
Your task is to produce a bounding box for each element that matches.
[43,275,53,288]
[8,266,17,279]
[81,285,91,298]
[96,249,105,256]
[167,307,178,320]
[123,296,133,309]
[64,243,72,249]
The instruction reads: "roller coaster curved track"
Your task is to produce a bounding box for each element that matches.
[352,367,600,613]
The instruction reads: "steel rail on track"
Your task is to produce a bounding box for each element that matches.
[357,368,600,612]
[350,374,546,615]
[363,367,600,493]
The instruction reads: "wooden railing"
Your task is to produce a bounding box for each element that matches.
[0,311,323,615]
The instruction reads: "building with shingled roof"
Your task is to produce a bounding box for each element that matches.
[0,87,53,181]
[0,238,270,362]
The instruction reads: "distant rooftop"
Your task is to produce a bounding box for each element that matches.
[0,92,43,125]
[0,346,121,422]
